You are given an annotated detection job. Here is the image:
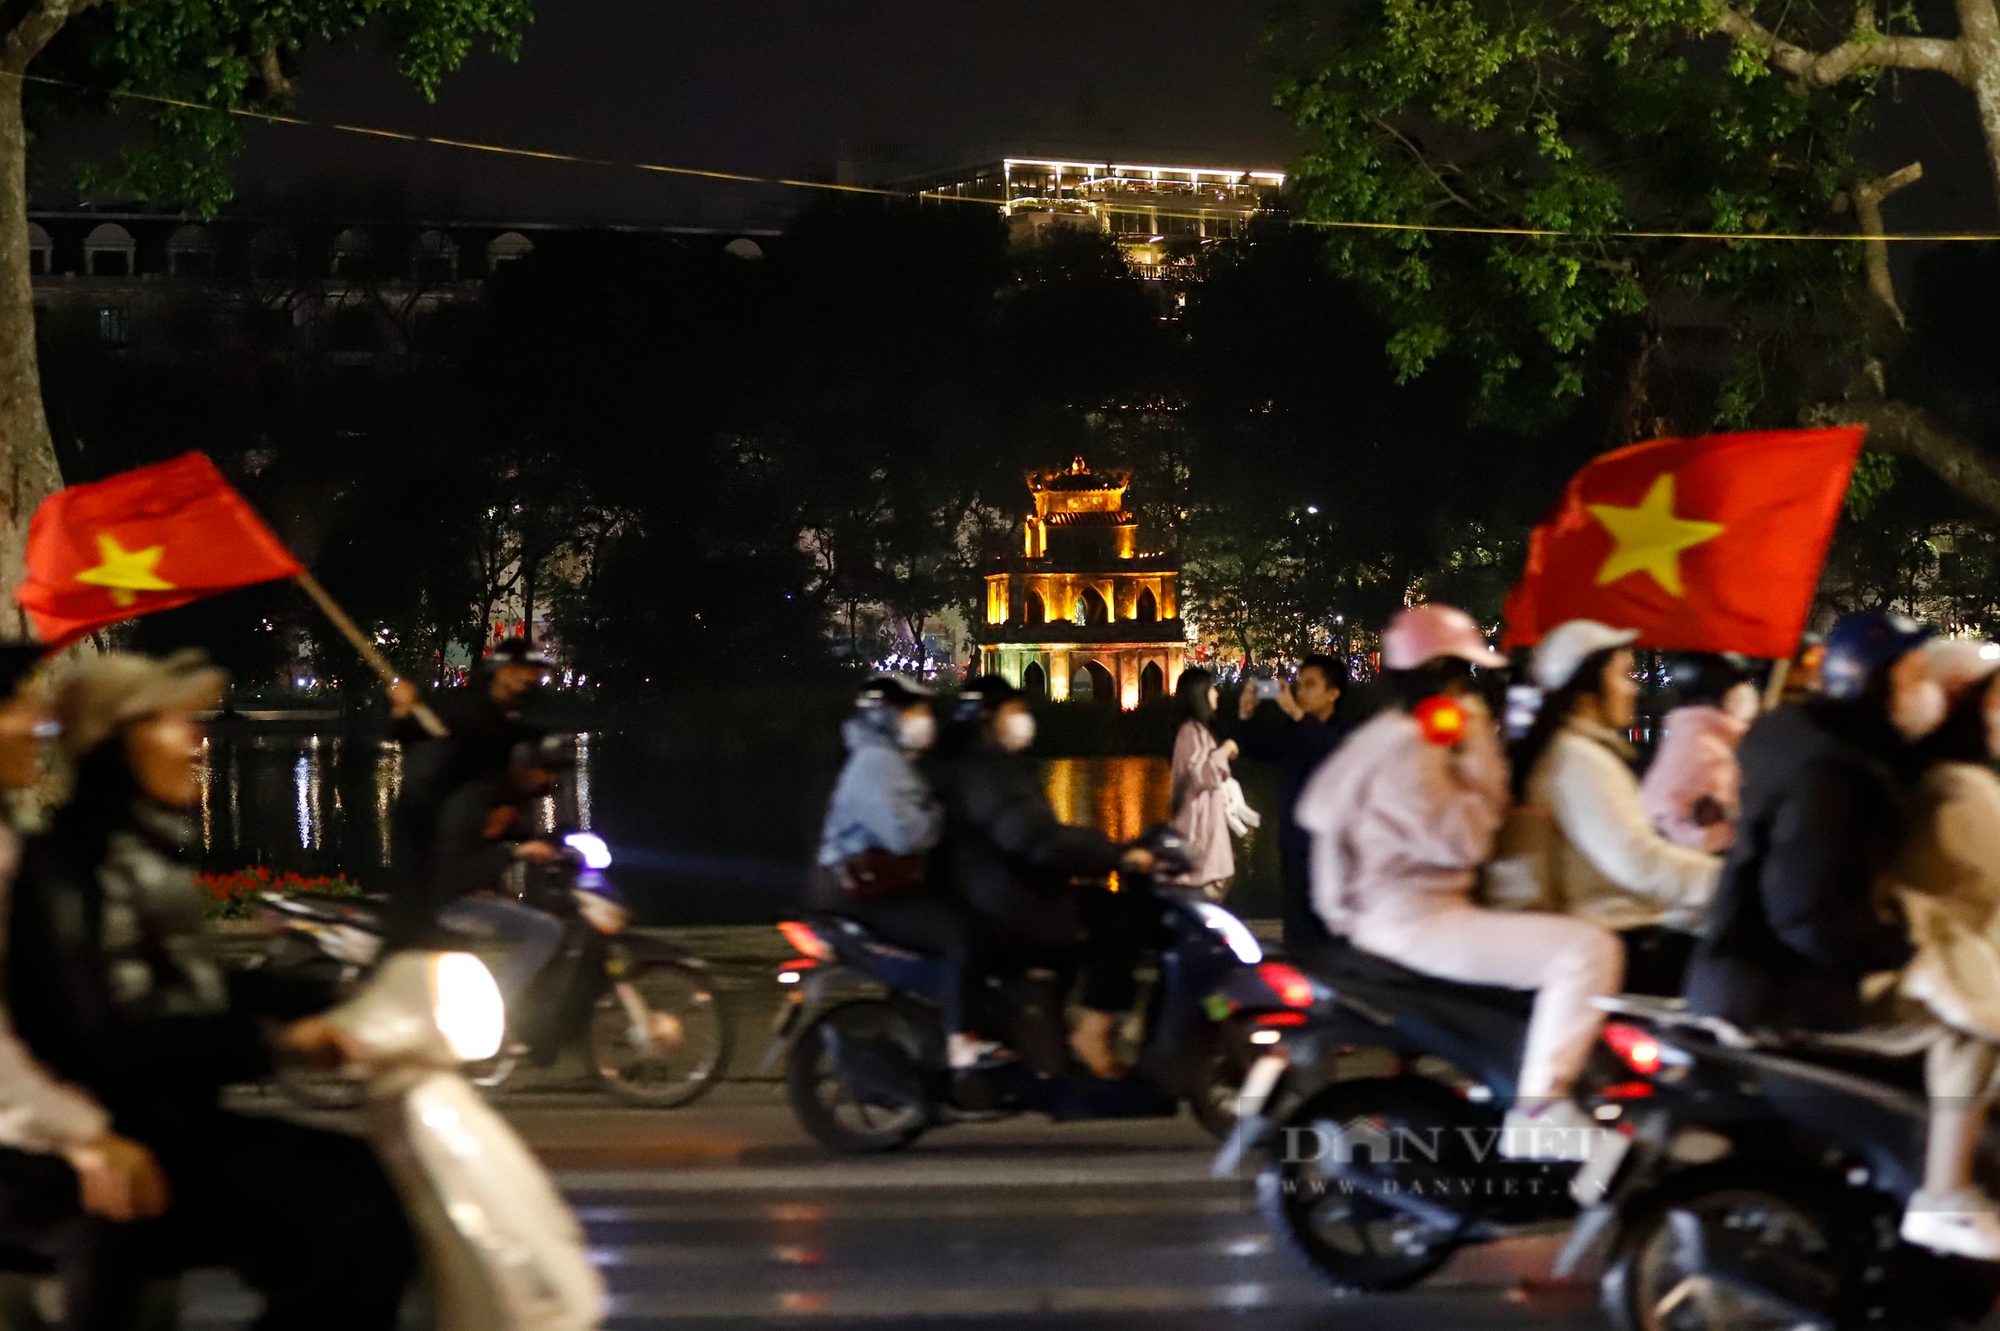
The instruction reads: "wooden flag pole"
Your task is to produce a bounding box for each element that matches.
[1762,657,1792,712]
[293,572,448,738]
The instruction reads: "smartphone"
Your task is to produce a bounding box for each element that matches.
[1253,678,1284,701]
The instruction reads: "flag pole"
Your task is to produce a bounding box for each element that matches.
[292,572,448,738]
[1762,657,1791,712]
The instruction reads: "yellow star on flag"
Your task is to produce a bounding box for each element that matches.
[73,533,175,608]
[1587,473,1724,597]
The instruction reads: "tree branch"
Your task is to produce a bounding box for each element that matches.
[1714,3,1967,85]
[2,0,108,73]
[1839,161,1924,325]
[257,39,293,98]
[1811,393,2000,518]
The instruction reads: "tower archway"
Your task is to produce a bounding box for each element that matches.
[1134,588,1158,622]
[1072,660,1115,706]
[1024,590,1046,625]
[1140,661,1165,703]
[1023,661,1047,697]
[1081,588,1110,626]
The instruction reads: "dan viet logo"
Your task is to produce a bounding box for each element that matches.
[1273,1116,1618,1194]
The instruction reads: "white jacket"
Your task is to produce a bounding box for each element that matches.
[1522,719,1720,932]
[0,825,109,1153]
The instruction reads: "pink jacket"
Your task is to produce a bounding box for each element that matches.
[1295,704,1509,936]
[1639,705,1747,854]
[1169,719,1236,887]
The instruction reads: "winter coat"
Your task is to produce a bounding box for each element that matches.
[1892,763,2000,1042]
[1224,705,1351,948]
[1521,718,1720,931]
[1640,704,1749,853]
[9,799,276,1130]
[931,741,1124,950]
[1168,719,1236,889]
[1295,703,1509,939]
[1684,702,1917,1033]
[817,713,943,868]
[0,823,107,1155]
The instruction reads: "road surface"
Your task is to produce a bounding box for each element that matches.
[177,1082,1610,1329]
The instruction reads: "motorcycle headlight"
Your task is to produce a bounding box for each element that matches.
[563,832,613,870]
[430,952,505,1062]
[1194,902,1263,965]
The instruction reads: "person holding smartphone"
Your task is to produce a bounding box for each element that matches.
[1230,654,1354,950]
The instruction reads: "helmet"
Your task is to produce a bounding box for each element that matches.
[954,674,1019,722]
[1821,609,1935,702]
[1532,620,1640,692]
[1382,605,1506,672]
[857,675,932,710]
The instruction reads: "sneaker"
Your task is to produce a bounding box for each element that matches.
[947,1033,1007,1070]
[1499,1099,1604,1163]
[1902,1190,2000,1261]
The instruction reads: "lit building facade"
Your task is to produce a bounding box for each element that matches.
[975,458,1185,708]
[904,157,1283,277]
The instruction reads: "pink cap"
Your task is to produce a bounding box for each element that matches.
[1382,605,1507,672]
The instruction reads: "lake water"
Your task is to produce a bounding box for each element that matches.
[192,725,1284,924]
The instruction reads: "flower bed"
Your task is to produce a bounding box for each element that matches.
[196,866,362,919]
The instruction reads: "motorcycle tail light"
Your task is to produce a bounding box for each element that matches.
[778,957,819,985]
[1253,1010,1308,1028]
[1256,961,1317,1009]
[1601,1022,1664,1075]
[778,920,832,960]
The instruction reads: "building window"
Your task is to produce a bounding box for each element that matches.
[167,225,214,277]
[330,228,376,280]
[83,223,136,277]
[249,228,297,280]
[486,231,534,269]
[26,223,50,277]
[98,307,130,348]
[409,230,459,282]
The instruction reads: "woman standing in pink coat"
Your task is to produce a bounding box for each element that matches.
[1168,668,1238,898]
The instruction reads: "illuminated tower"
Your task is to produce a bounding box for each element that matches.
[975,457,1184,708]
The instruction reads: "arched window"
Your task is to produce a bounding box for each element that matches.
[1081,588,1110,626]
[1023,590,1046,625]
[83,223,135,277]
[724,237,764,260]
[1022,661,1047,697]
[1140,661,1165,703]
[26,223,51,277]
[409,230,459,282]
[1073,660,1115,706]
[330,228,376,279]
[167,225,213,277]
[1133,588,1158,622]
[486,231,534,269]
[249,228,297,280]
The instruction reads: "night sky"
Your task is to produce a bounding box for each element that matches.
[158,0,1295,228]
[27,0,1995,238]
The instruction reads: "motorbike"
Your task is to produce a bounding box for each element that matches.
[320,947,603,1329]
[257,831,730,1110]
[1578,995,2000,1331]
[1217,941,1707,1297]
[762,827,1315,1153]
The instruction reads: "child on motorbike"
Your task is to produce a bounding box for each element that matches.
[1295,605,1624,1161]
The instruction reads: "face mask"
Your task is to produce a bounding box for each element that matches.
[1891,678,1948,740]
[898,713,937,752]
[996,711,1037,753]
[1722,682,1761,726]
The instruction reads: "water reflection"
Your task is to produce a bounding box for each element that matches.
[1041,757,1171,843]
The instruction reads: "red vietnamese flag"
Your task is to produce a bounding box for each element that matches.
[14,452,303,649]
[1502,426,1865,657]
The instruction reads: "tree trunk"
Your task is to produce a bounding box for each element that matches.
[0,81,65,641]
[1959,0,2000,216]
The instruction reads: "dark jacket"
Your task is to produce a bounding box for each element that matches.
[384,687,537,946]
[931,742,1124,950]
[1683,701,1916,1032]
[1225,705,1350,944]
[8,799,274,1130]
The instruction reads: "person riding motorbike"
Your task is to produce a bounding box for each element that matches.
[1293,604,1623,1161]
[1858,638,2000,1260]
[1683,608,1925,1032]
[929,676,1156,1078]
[6,652,414,1329]
[812,677,989,1070]
[1640,651,1759,852]
[383,638,559,997]
[1504,620,1720,996]
[0,645,172,1330]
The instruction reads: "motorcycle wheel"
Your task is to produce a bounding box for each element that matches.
[589,961,731,1108]
[1601,1184,1836,1331]
[785,1000,934,1154]
[1256,1077,1469,1293]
